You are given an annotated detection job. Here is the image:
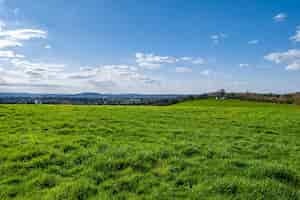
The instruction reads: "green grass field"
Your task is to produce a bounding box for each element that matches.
[1,99,300,199]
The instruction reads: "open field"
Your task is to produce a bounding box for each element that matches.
[1,99,300,199]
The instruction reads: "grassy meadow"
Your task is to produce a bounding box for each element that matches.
[1,99,300,199]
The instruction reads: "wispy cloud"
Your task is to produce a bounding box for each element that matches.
[44,44,51,49]
[0,20,6,31]
[180,57,193,61]
[11,59,65,73]
[248,40,259,45]
[0,29,47,40]
[264,49,300,71]
[0,57,159,93]
[0,21,47,52]
[192,58,205,64]
[239,63,250,68]
[273,13,287,22]
[135,52,205,69]
[0,39,22,48]
[0,50,24,58]
[210,33,227,44]
[200,69,211,76]
[290,26,300,42]
[175,67,192,73]
[135,52,178,69]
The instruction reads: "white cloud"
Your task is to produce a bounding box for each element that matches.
[175,67,192,73]
[11,59,65,73]
[0,58,71,92]
[286,61,300,71]
[0,19,161,93]
[248,40,259,45]
[0,39,22,48]
[79,64,160,90]
[136,52,177,64]
[273,13,287,22]
[192,58,205,64]
[210,33,227,44]
[0,50,24,58]
[264,49,300,63]
[95,65,151,82]
[0,57,159,93]
[0,21,47,56]
[135,52,178,69]
[137,62,161,70]
[239,63,250,68]
[8,59,65,81]
[290,26,300,42]
[0,29,47,40]
[264,49,300,71]
[136,52,205,69]
[180,57,193,61]
[0,21,49,77]
[0,20,6,31]
[67,68,98,79]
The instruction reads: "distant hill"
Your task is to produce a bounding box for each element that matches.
[0,92,207,105]
[1,92,300,105]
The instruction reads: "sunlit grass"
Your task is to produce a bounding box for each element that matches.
[0,100,300,199]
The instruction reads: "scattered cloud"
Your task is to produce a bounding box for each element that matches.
[1,7,297,94]
[135,52,178,69]
[273,13,287,22]
[11,59,65,73]
[0,50,24,58]
[290,26,300,42]
[285,61,300,71]
[264,49,300,64]
[175,67,192,73]
[67,67,98,79]
[92,65,145,82]
[180,57,193,61]
[239,63,250,68]
[0,39,22,48]
[192,58,205,64]
[88,80,116,89]
[264,49,300,71]
[136,52,205,70]
[0,8,240,94]
[0,20,52,84]
[4,59,65,83]
[137,62,161,70]
[0,20,6,31]
[248,40,259,45]
[0,56,159,93]
[0,29,47,40]
[210,33,227,44]
[0,21,47,54]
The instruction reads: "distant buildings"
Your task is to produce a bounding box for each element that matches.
[34,99,42,104]
[216,89,226,100]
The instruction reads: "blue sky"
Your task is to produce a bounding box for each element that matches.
[0,0,300,94]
